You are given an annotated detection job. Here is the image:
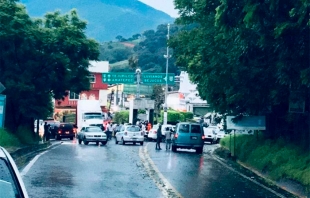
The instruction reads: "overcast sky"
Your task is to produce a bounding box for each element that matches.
[139,0,179,18]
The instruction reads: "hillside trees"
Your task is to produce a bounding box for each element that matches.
[0,1,99,132]
[171,0,309,147]
[131,24,180,74]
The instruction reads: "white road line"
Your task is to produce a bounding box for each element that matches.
[20,144,61,177]
[139,143,184,198]
[211,154,286,198]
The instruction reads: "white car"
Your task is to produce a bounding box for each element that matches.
[216,130,227,143]
[147,124,174,141]
[203,125,219,144]
[115,125,144,145]
[0,146,29,198]
[77,126,107,145]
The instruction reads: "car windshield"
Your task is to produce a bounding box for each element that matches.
[0,158,20,198]
[86,127,102,132]
[127,126,140,132]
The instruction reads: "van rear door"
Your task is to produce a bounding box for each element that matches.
[189,124,203,144]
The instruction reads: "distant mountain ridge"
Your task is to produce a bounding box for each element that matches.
[20,0,174,42]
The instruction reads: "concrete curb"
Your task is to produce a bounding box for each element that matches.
[211,148,307,198]
[10,141,62,163]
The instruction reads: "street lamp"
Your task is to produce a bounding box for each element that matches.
[164,24,171,125]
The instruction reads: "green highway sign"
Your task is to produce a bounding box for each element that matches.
[142,73,175,85]
[102,73,135,84]
[102,72,175,85]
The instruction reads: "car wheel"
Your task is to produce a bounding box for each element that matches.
[96,142,99,145]
[196,148,203,154]
[70,137,74,140]
[78,138,82,144]
[140,142,144,146]
[83,137,89,145]
[101,141,107,145]
[55,135,60,140]
[133,142,136,145]
[115,139,118,144]
[172,145,177,152]
[122,138,125,145]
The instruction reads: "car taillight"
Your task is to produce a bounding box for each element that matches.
[124,132,127,135]
[174,133,178,139]
[202,135,205,139]
[58,130,61,134]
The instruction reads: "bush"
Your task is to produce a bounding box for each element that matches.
[0,128,21,147]
[113,110,129,123]
[220,135,310,187]
[15,126,41,144]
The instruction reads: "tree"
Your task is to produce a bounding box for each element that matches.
[151,85,164,122]
[171,0,309,147]
[115,35,123,41]
[131,24,179,74]
[0,1,99,133]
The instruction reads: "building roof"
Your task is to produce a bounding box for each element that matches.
[89,61,109,73]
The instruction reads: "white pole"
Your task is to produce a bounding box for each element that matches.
[164,24,170,125]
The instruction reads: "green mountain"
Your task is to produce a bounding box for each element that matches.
[20,0,174,42]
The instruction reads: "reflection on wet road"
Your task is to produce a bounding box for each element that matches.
[146,142,280,198]
[22,139,284,198]
[22,139,162,198]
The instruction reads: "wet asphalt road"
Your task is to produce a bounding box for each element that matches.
[22,139,283,198]
[145,142,280,198]
[22,139,163,198]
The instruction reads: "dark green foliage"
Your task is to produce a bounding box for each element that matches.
[0,2,99,133]
[220,135,310,188]
[131,24,180,74]
[171,0,310,148]
[113,111,129,124]
[99,42,133,64]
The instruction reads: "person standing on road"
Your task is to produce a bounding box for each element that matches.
[156,124,162,150]
[43,122,49,142]
[165,128,173,150]
[105,122,112,140]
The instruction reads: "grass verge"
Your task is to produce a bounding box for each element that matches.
[0,128,21,148]
[220,134,310,192]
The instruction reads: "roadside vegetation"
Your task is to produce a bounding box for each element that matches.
[0,2,100,136]
[0,128,42,150]
[220,135,310,190]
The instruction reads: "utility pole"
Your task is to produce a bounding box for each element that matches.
[136,68,141,99]
[163,23,171,125]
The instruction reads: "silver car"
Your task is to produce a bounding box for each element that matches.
[78,126,107,145]
[115,125,144,145]
[0,146,29,198]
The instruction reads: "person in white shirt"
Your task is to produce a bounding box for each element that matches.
[165,127,173,150]
[106,122,113,140]
[141,124,146,136]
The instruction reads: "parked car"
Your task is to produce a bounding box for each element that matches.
[216,130,227,143]
[171,122,205,154]
[115,125,144,145]
[147,124,174,141]
[0,146,29,198]
[77,126,107,145]
[53,123,75,140]
[203,125,219,144]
